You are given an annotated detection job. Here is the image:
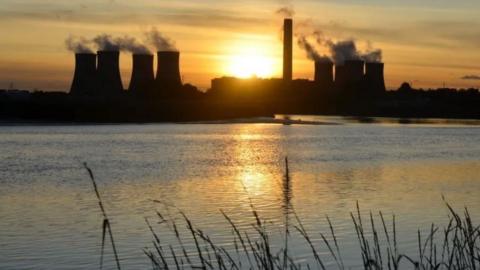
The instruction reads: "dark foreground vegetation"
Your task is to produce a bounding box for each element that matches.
[84,161,480,270]
[1,83,479,122]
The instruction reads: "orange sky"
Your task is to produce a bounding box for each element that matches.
[1,0,480,91]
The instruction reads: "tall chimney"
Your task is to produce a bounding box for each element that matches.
[155,51,182,90]
[70,53,96,95]
[129,54,154,93]
[344,60,365,86]
[283,18,293,81]
[365,62,386,93]
[314,61,334,88]
[96,50,124,95]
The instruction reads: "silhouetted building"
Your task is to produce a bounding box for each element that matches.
[70,53,96,95]
[283,19,293,81]
[344,60,365,87]
[365,62,386,93]
[155,51,182,90]
[335,65,346,89]
[96,50,124,95]
[314,61,334,89]
[128,54,154,93]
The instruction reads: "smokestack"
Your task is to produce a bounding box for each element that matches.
[155,51,182,90]
[128,54,154,93]
[70,53,96,95]
[365,62,386,92]
[314,61,334,88]
[283,18,293,81]
[344,60,365,85]
[96,50,124,95]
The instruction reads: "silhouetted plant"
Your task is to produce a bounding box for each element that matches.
[84,161,479,270]
[84,163,122,270]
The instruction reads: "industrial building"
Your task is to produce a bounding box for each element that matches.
[129,54,155,93]
[70,50,183,96]
[210,17,386,96]
[283,18,293,82]
[70,17,385,98]
[96,50,124,95]
[70,53,96,95]
[155,51,182,90]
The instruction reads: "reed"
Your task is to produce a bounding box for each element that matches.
[144,202,479,270]
[84,163,122,270]
[84,162,479,270]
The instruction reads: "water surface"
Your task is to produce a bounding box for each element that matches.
[0,121,479,269]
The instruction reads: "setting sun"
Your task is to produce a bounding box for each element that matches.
[225,43,278,79]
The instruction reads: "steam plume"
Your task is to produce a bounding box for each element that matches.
[92,34,120,51]
[145,27,176,52]
[114,36,151,55]
[298,30,383,65]
[296,36,331,63]
[65,36,93,54]
[461,75,480,80]
[362,42,382,63]
[326,40,362,65]
[276,6,295,18]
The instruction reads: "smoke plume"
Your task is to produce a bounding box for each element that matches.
[92,34,120,51]
[326,40,362,65]
[65,36,93,54]
[296,36,331,63]
[362,42,382,63]
[362,49,382,63]
[298,30,383,65]
[461,75,480,80]
[114,36,151,55]
[145,27,177,52]
[91,34,152,54]
[326,40,383,64]
[276,6,295,18]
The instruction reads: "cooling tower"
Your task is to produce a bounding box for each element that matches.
[283,18,293,81]
[155,51,182,90]
[128,54,154,93]
[365,62,386,92]
[70,53,96,95]
[344,60,365,85]
[314,61,334,88]
[335,65,346,89]
[96,50,124,95]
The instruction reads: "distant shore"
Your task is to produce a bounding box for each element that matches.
[1,115,480,126]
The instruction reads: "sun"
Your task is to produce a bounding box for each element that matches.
[225,43,277,79]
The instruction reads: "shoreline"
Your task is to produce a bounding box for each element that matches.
[1,114,480,126]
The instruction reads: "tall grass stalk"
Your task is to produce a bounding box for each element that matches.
[84,163,122,270]
[84,160,479,270]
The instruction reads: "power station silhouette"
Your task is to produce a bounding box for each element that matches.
[210,18,386,96]
[3,18,478,123]
[71,50,182,95]
[69,18,386,96]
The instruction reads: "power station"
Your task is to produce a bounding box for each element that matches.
[69,18,385,97]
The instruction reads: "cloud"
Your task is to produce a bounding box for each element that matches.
[0,4,271,31]
[461,75,480,80]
